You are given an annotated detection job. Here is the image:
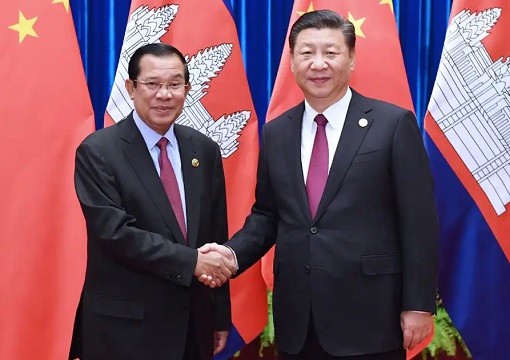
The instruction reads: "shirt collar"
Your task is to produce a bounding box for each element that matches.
[133,110,177,151]
[303,87,352,130]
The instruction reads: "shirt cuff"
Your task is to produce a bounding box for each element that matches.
[222,244,239,270]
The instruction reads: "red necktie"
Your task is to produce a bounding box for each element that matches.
[306,114,329,219]
[156,137,187,240]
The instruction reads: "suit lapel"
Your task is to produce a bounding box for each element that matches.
[121,115,187,245]
[282,103,313,223]
[313,91,374,223]
[175,125,201,249]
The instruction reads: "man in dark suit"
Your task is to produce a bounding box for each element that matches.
[199,10,438,360]
[70,43,235,360]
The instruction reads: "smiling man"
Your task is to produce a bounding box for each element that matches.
[70,43,235,360]
[200,10,439,360]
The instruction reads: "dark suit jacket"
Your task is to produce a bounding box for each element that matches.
[227,90,439,356]
[70,113,230,360]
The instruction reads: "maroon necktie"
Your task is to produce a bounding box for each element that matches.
[156,137,187,240]
[306,114,329,219]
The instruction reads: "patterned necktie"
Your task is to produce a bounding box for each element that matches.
[156,137,187,240]
[306,114,329,219]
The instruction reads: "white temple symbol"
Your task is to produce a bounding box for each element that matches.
[107,4,251,158]
[428,8,510,215]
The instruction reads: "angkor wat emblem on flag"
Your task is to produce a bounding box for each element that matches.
[106,4,251,158]
[429,8,510,215]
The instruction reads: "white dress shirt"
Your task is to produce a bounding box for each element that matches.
[133,111,187,229]
[301,87,352,182]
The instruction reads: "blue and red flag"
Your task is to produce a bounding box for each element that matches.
[424,1,510,359]
[106,1,268,358]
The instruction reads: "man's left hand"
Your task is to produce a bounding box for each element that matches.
[213,330,229,355]
[400,311,433,350]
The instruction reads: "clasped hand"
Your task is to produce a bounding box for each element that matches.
[194,243,236,288]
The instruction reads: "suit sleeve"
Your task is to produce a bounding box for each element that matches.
[392,111,439,313]
[74,141,198,287]
[210,145,232,330]
[227,126,279,274]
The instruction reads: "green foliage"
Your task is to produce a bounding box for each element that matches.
[258,291,275,356]
[421,301,472,359]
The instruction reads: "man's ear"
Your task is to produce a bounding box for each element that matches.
[349,51,356,70]
[125,79,135,100]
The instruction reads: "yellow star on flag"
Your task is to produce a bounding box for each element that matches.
[8,11,38,44]
[298,2,314,16]
[379,0,394,14]
[52,0,70,13]
[348,12,366,38]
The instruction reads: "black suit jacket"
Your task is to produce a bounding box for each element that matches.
[70,114,230,360]
[227,90,438,356]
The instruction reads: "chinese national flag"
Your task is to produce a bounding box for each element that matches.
[105,1,267,358]
[0,1,94,359]
[266,0,413,120]
[263,1,430,358]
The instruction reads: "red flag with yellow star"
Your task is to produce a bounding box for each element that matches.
[266,0,413,119]
[0,1,94,359]
[263,1,430,358]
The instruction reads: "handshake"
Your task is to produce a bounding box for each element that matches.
[193,243,237,288]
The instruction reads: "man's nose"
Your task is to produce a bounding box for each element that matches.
[156,85,173,98]
[311,55,327,70]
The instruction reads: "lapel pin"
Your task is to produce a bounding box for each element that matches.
[191,158,200,168]
[358,118,368,128]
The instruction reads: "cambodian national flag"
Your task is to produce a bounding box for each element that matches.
[424,1,510,359]
[105,0,268,358]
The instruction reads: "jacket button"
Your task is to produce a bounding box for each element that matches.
[310,227,317,234]
[176,275,182,282]
[305,266,310,274]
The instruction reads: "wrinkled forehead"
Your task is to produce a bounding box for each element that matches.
[294,27,348,48]
[138,54,186,78]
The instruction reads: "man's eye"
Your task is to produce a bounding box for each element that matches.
[147,82,158,86]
